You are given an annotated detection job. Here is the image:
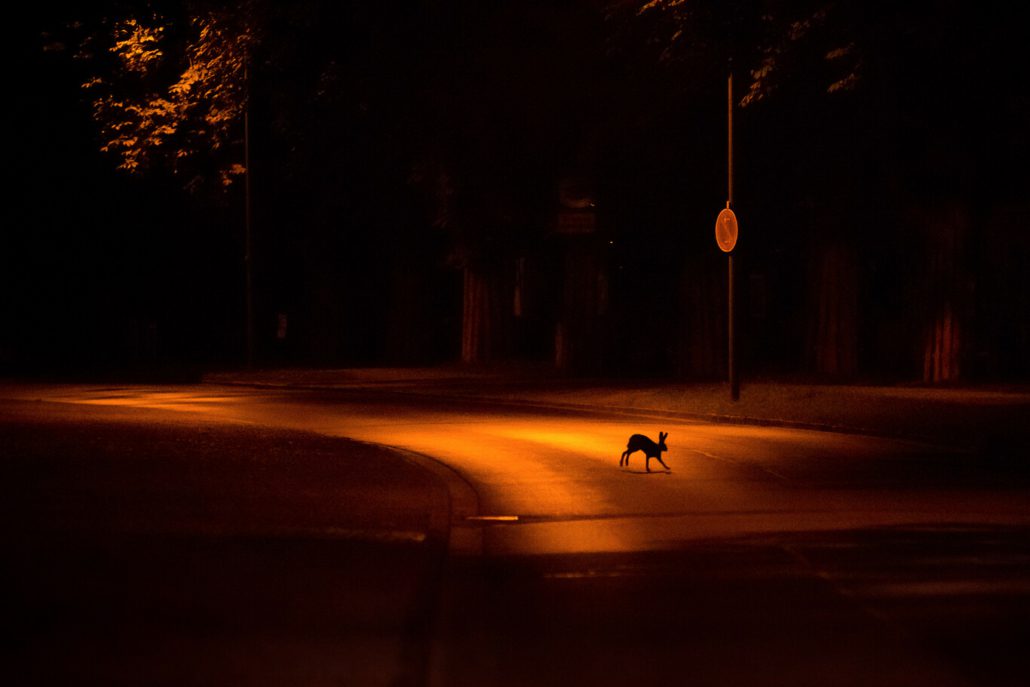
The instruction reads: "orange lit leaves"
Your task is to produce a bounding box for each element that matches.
[82,12,254,187]
[110,19,165,74]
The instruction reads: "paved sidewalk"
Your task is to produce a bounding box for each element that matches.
[204,365,1030,454]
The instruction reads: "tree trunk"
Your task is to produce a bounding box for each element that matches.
[807,243,859,377]
[677,258,725,378]
[555,241,601,374]
[923,305,961,383]
[461,265,507,364]
[918,204,968,383]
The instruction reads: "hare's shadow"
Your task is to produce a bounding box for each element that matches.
[622,469,671,475]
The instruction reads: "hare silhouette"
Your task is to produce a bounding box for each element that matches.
[620,432,669,472]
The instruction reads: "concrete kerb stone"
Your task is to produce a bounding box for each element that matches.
[206,378,959,450]
[384,445,484,558]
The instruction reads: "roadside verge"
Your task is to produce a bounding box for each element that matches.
[203,368,1030,454]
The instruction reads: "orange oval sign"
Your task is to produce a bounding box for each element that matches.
[716,208,738,253]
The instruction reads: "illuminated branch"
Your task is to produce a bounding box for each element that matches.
[81,10,256,191]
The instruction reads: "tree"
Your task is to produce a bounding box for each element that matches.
[618,0,863,103]
[610,1,1030,381]
[410,2,600,365]
[67,3,256,193]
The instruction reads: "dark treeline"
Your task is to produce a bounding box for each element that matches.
[5,0,1028,381]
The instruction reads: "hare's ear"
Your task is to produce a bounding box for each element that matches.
[659,431,667,442]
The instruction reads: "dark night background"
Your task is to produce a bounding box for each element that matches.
[5,0,1028,383]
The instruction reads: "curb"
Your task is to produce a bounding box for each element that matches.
[206,379,960,450]
[384,445,484,558]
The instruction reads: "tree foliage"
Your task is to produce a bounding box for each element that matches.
[70,4,256,192]
[618,0,863,107]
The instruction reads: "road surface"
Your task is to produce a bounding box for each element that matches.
[4,383,1030,686]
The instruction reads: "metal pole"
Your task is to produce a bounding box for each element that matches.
[729,255,737,399]
[727,71,733,208]
[727,70,739,400]
[244,55,254,369]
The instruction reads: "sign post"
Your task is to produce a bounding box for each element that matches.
[717,71,740,401]
[717,205,739,402]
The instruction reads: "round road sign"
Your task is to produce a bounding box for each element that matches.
[716,207,738,253]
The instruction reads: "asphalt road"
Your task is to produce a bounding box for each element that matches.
[4,383,1030,686]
